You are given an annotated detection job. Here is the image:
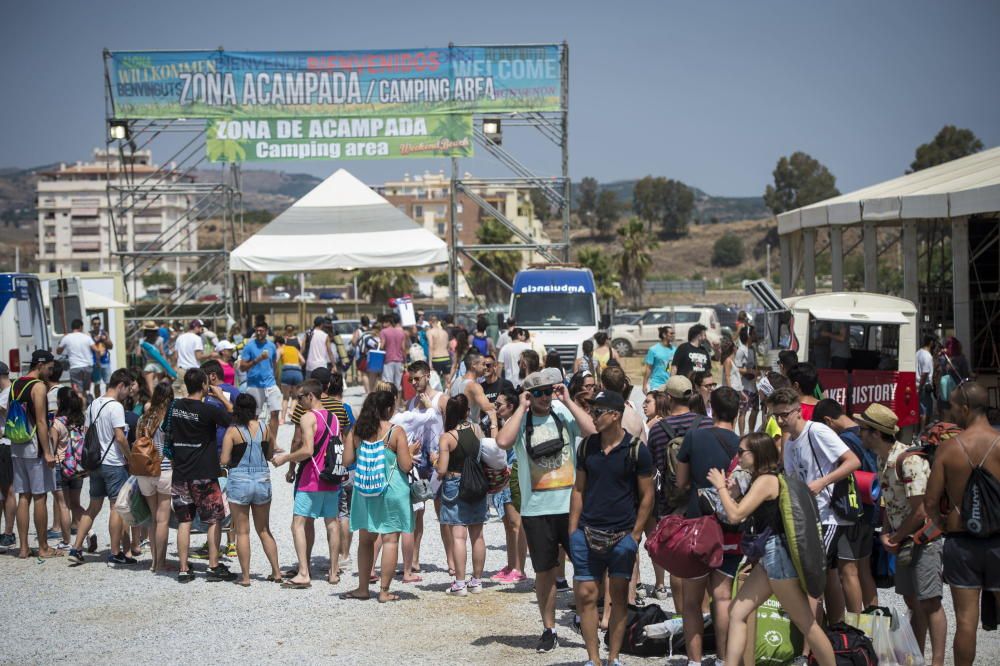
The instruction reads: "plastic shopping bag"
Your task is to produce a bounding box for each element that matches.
[846,608,925,666]
[480,437,507,470]
[114,476,149,526]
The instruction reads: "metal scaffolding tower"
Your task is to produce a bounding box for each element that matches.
[103,51,244,335]
[448,42,570,311]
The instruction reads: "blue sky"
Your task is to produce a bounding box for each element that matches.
[1,0,997,196]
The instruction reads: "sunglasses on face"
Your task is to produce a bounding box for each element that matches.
[483,363,495,369]
[529,388,554,398]
[592,407,617,417]
[409,375,426,384]
[702,382,718,390]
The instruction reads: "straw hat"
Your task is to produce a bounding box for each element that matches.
[853,403,899,436]
[141,320,159,331]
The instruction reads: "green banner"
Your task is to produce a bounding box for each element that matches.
[206,114,473,162]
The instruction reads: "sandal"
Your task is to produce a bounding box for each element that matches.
[236,580,251,588]
[402,575,423,583]
[281,580,312,589]
[339,591,370,601]
[266,575,283,583]
[378,587,400,603]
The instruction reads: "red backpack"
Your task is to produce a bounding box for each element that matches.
[645,513,724,579]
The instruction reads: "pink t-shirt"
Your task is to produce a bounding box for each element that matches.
[222,361,235,386]
[380,326,406,363]
[297,409,342,493]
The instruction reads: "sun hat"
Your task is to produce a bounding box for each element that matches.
[853,403,899,436]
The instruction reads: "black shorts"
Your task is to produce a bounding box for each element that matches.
[835,521,872,562]
[522,513,571,573]
[431,359,452,376]
[943,533,1000,591]
[0,446,12,489]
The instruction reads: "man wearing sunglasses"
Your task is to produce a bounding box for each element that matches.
[766,387,861,627]
[497,368,596,654]
[569,390,654,666]
[479,353,513,436]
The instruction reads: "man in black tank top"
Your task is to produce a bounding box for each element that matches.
[926,382,999,666]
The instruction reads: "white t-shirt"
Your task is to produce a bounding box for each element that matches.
[498,341,531,386]
[783,422,850,525]
[175,331,204,370]
[61,331,95,369]
[305,328,332,372]
[916,348,934,382]
[0,385,9,445]
[86,396,128,467]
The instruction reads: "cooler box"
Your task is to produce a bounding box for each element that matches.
[367,349,386,373]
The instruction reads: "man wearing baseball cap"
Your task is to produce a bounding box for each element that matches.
[497,367,596,653]
[569,390,654,666]
[858,402,946,666]
[10,350,58,558]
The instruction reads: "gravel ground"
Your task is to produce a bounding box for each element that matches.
[0,387,995,665]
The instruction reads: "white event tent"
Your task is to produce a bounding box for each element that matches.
[229,168,449,273]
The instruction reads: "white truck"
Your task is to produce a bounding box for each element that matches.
[507,266,600,370]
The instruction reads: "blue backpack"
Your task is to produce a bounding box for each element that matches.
[5,379,40,445]
[355,426,395,497]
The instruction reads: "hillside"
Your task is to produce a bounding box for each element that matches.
[571,179,768,224]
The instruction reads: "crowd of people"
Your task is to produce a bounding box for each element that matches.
[1,310,996,666]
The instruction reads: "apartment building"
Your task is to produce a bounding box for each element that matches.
[36,149,197,279]
[376,170,552,269]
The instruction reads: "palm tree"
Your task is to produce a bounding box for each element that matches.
[356,269,417,304]
[577,247,621,301]
[467,219,522,305]
[617,218,657,307]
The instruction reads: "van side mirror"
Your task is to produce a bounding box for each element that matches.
[600,314,611,330]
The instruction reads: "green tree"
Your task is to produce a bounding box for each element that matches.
[632,176,693,238]
[141,270,175,288]
[909,125,983,173]
[712,233,744,267]
[763,152,840,215]
[356,269,416,304]
[433,273,449,288]
[576,177,599,231]
[530,188,551,221]
[594,189,620,237]
[577,247,621,300]
[616,218,658,306]
[467,219,522,305]
[271,274,298,289]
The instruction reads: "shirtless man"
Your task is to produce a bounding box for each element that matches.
[925,381,1000,666]
[426,316,451,380]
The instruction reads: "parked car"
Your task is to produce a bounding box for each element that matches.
[331,319,360,352]
[609,306,721,357]
[612,311,642,327]
[198,294,220,303]
[294,291,317,302]
[270,291,291,301]
[319,291,344,300]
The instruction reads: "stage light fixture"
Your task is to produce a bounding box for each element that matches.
[108,120,129,141]
[483,118,502,145]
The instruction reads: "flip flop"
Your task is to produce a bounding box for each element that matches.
[327,577,341,585]
[402,575,423,583]
[378,593,401,603]
[368,574,378,583]
[281,580,312,590]
[266,575,283,583]
[37,549,66,559]
[339,591,370,601]
[236,580,251,588]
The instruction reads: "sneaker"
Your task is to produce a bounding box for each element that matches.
[446,581,468,597]
[467,577,483,594]
[225,543,238,557]
[56,541,71,551]
[609,660,624,666]
[0,533,14,551]
[207,564,238,582]
[68,548,85,565]
[177,570,196,584]
[490,566,512,582]
[86,533,98,553]
[536,628,559,653]
[555,578,570,593]
[635,584,647,599]
[107,552,138,565]
[653,584,670,600]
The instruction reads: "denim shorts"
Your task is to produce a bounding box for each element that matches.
[762,534,799,580]
[227,470,272,506]
[55,464,84,492]
[88,463,130,500]
[438,476,488,526]
[490,485,513,516]
[568,527,639,582]
[294,489,341,519]
[280,367,304,386]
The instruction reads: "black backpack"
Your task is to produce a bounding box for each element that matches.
[957,436,1000,537]
[317,412,349,486]
[808,622,876,666]
[82,401,113,472]
[458,429,489,502]
[608,602,714,657]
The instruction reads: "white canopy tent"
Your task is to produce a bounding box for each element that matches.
[229,168,449,273]
[776,146,1000,362]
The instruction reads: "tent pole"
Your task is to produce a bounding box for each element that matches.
[448,156,459,314]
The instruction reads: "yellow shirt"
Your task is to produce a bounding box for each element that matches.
[280,345,303,366]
